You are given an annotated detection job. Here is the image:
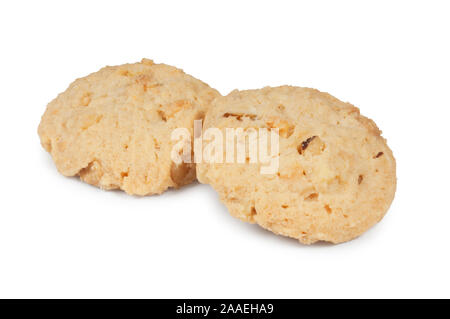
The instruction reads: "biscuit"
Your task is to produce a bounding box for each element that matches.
[196,86,396,244]
[38,59,220,195]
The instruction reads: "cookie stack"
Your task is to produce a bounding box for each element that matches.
[38,59,396,244]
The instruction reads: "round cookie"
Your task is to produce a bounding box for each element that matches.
[38,59,220,195]
[196,86,396,244]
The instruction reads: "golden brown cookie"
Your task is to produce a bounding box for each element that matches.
[38,59,220,195]
[197,86,396,244]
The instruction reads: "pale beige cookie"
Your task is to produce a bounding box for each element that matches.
[197,86,396,244]
[38,59,220,195]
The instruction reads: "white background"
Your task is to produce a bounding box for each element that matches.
[0,0,449,298]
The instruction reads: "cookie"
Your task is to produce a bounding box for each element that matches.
[38,59,220,195]
[196,86,396,244]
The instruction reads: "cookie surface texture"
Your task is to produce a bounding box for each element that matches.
[38,59,220,195]
[197,86,396,244]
